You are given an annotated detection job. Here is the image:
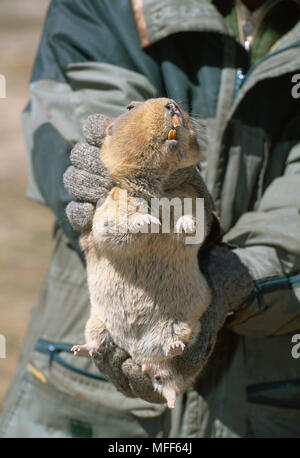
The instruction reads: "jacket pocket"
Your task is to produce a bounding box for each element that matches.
[0,339,168,438]
[247,388,300,438]
[245,333,300,437]
[1,365,166,438]
[28,338,167,420]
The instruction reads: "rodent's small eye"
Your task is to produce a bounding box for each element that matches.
[165,102,180,113]
[126,101,142,111]
[154,375,162,382]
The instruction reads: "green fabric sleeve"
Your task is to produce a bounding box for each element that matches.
[223,142,300,336]
[24,65,157,251]
[23,0,158,251]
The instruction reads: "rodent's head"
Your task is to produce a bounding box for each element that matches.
[100,98,200,184]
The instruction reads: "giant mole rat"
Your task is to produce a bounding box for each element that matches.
[72,98,217,408]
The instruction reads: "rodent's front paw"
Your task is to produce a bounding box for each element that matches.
[175,215,196,234]
[128,213,161,233]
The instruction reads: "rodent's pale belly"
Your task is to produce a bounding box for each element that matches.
[87,255,210,360]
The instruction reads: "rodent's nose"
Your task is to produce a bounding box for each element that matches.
[165,101,183,127]
[165,101,180,117]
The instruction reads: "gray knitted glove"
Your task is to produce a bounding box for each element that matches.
[91,329,165,404]
[174,244,254,376]
[91,244,254,404]
[63,114,114,231]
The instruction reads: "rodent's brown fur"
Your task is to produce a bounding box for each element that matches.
[73,98,217,408]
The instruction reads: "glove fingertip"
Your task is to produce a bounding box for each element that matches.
[82,113,111,147]
[66,201,95,231]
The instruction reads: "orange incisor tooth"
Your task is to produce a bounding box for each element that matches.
[168,129,177,140]
[172,114,181,127]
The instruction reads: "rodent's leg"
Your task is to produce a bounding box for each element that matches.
[164,321,196,357]
[93,187,160,241]
[126,195,160,233]
[165,169,216,243]
[72,314,108,358]
[71,343,99,358]
[92,189,121,243]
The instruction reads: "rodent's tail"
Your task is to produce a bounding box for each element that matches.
[162,384,177,409]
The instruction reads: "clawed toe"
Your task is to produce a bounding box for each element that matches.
[71,345,87,356]
[129,214,161,232]
[176,215,196,234]
[166,341,185,356]
[71,344,100,358]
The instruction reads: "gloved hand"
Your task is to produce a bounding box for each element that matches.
[90,245,254,403]
[175,245,254,376]
[90,329,166,404]
[63,113,114,231]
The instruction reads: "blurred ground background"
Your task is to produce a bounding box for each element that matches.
[0,0,52,409]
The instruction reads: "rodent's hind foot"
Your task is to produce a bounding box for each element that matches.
[71,343,101,358]
[166,341,186,357]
